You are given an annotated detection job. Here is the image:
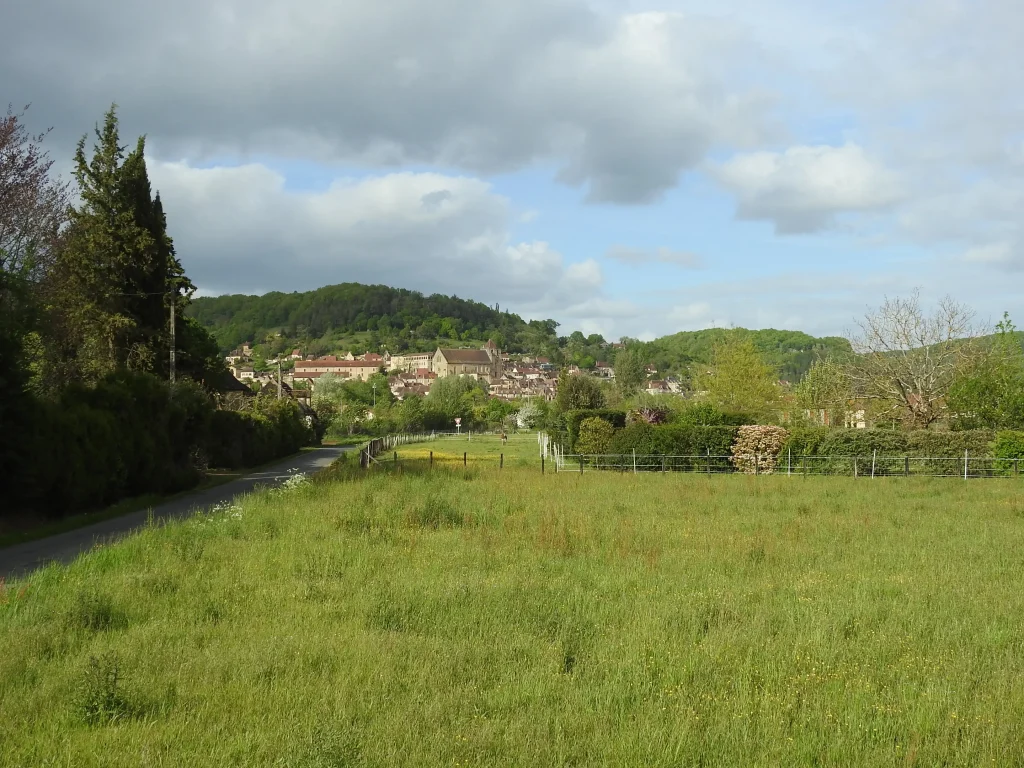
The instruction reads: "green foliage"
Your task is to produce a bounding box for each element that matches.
[188,282,536,354]
[575,417,616,456]
[948,313,1024,430]
[607,424,739,470]
[695,338,781,421]
[424,375,488,430]
[614,345,647,395]
[794,357,853,425]
[647,327,852,383]
[780,427,1000,475]
[555,371,605,413]
[674,401,753,427]
[565,409,627,451]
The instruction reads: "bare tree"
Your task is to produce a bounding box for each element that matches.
[847,290,980,428]
[0,104,70,279]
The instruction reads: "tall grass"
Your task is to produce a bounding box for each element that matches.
[2,455,1023,766]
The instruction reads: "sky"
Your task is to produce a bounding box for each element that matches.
[3,0,1022,340]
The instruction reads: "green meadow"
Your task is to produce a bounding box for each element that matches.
[2,438,1023,766]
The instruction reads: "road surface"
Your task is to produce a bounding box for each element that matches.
[0,445,349,581]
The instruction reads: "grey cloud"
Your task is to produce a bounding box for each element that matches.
[2,0,775,204]
[605,245,702,268]
[147,160,607,317]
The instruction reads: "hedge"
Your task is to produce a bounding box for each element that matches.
[7,371,314,520]
[778,427,1008,476]
[606,423,739,471]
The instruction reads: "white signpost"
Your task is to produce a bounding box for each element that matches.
[455,417,462,435]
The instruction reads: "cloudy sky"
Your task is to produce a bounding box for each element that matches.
[4,0,1022,339]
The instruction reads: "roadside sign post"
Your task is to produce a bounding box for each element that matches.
[455,417,461,435]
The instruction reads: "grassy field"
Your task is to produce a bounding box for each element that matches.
[2,438,1024,766]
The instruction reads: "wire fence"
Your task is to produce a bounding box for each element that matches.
[551,451,1023,479]
[355,433,1022,479]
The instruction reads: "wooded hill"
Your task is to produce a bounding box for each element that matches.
[188,283,539,356]
[646,328,853,383]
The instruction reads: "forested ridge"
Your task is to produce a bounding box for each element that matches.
[188,283,534,355]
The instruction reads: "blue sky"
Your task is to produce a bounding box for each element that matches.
[3,0,1021,340]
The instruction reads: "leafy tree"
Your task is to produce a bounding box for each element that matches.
[399,395,425,432]
[947,313,1024,429]
[614,345,647,396]
[794,356,853,427]
[695,338,779,421]
[425,375,487,427]
[555,370,605,412]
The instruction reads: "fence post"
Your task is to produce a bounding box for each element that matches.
[500,453,504,469]
[464,452,467,467]
[905,456,909,477]
[854,458,858,478]
[632,449,637,474]
[662,454,666,473]
[541,454,545,474]
[394,451,397,464]
[755,453,760,476]
[787,448,792,476]
[1016,458,1020,477]
[580,456,584,475]
[430,450,433,468]
[707,448,711,475]
[871,449,876,479]
[964,449,969,480]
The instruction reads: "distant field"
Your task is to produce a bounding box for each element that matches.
[3,448,1023,766]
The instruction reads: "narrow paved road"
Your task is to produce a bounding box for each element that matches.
[0,445,350,581]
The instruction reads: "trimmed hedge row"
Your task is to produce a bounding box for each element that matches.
[8,370,313,519]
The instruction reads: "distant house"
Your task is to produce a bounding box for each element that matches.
[236,366,255,380]
[644,380,671,395]
[595,361,615,379]
[293,358,381,386]
[289,349,302,360]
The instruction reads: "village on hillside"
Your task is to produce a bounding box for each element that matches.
[224,340,680,404]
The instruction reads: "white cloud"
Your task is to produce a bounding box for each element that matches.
[148,160,606,316]
[712,144,905,233]
[605,245,702,268]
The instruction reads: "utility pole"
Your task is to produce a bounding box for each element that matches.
[277,359,283,399]
[169,298,176,385]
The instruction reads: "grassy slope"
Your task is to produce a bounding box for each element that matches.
[3,440,1024,766]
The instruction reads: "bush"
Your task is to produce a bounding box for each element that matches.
[575,417,616,456]
[608,423,739,471]
[991,431,1024,475]
[731,426,790,474]
[565,409,626,452]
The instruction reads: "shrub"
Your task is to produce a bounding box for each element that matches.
[575,417,616,456]
[565,409,627,452]
[992,431,1024,475]
[731,426,790,474]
